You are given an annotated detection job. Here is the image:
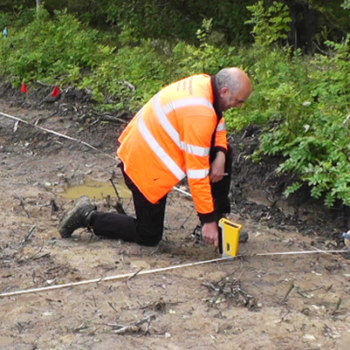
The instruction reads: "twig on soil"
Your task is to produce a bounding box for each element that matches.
[73,323,89,334]
[32,253,50,260]
[123,267,144,290]
[109,178,127,215]
[331,297,342,315]
[138,298,182,313]
[112,314,156,334]
[179,207,195,229]
[202,282,220,292]
[16,250,50,265]
[275,309,290,323]
[21,225,36,246]
[92,295,98,308]
[0,111,115,159]
[35,108,59,125]
[32,271,48,284]
[91,111,128,124]
[104,194,111,208]
[109,178,121,201]
[108,302,119,315]
[262,170,277,186]
[50,199,59,217]
[151,245,160,255]
[14,193,30,218]
[236,152,246,163]
[76,118,100,134]
[86,119,99,129]
[218,267,242,284]
[38,199,59,219]
[280,283,295,304]
[124,267,144,283]
[226,131,235,141]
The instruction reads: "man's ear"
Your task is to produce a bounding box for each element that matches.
[219,87,229,97]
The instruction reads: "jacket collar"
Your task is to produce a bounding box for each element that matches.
[211,75,222,122]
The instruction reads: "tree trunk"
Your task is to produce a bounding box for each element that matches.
[36,0,41,12]
[284,0,317,54]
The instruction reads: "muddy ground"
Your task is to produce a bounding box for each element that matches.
[0,88,350,349]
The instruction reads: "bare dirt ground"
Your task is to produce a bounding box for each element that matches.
[1,97,350,350]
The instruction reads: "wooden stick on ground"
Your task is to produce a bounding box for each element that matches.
[280,283,295,304]
[109,178,127,215]
[14,194,30,218]
[113,314,156,334]
[21,225,36,246]
[0,111,115,159]
[109,178,121,201]
[124,267,144,283]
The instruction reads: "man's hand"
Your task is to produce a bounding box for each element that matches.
[210,151,226,183]
[202,221,219,247]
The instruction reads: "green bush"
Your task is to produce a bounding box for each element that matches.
[242,3,350,208]
[2,4,350,208]
[0,9,104,86]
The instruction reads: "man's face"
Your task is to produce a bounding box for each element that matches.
[219,87,250,111]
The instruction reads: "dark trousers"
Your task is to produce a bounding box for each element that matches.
[91,146,233,247]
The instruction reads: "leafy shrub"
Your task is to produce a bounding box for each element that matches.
[233,1,350,208]
[2,4,350,209]
[0,9,105,86]
[245,1,291,47]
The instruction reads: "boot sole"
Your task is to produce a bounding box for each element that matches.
[58,196,91,238]
[239,231,249,243]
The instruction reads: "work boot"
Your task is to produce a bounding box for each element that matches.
[239,230,249,243]
[191,225,203,242]
[59,196,97,238]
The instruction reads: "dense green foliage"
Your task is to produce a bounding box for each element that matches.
[1,2,350,208]
[244,3,350,208]
[1,1,349,45]
[0,0,257,44]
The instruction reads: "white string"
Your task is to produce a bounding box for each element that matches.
[0,249,347,298]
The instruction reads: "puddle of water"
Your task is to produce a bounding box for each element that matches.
[59,179,131,200]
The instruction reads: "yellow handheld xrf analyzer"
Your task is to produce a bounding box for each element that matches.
[218,218,242,257]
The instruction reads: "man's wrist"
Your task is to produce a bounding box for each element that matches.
[199,212,216,223]
[216,150,225,159]
[213,147,227,156]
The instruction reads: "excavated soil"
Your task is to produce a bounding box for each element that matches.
[0,88,350,350]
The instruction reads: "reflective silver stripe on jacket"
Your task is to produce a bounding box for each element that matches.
[137,108,186,181]
[187,168,210,179]
[137,93,215,181]
[216,122,226,132]
[153,93,212,157]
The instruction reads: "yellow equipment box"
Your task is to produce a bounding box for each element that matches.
[218,218,242,257]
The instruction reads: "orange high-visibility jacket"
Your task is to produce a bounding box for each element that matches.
[117,74,227,221]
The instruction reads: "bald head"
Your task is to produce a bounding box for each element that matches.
[215,67,252,111]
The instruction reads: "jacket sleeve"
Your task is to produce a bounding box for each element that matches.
[213,117,227,154]
[180,112,217,223]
